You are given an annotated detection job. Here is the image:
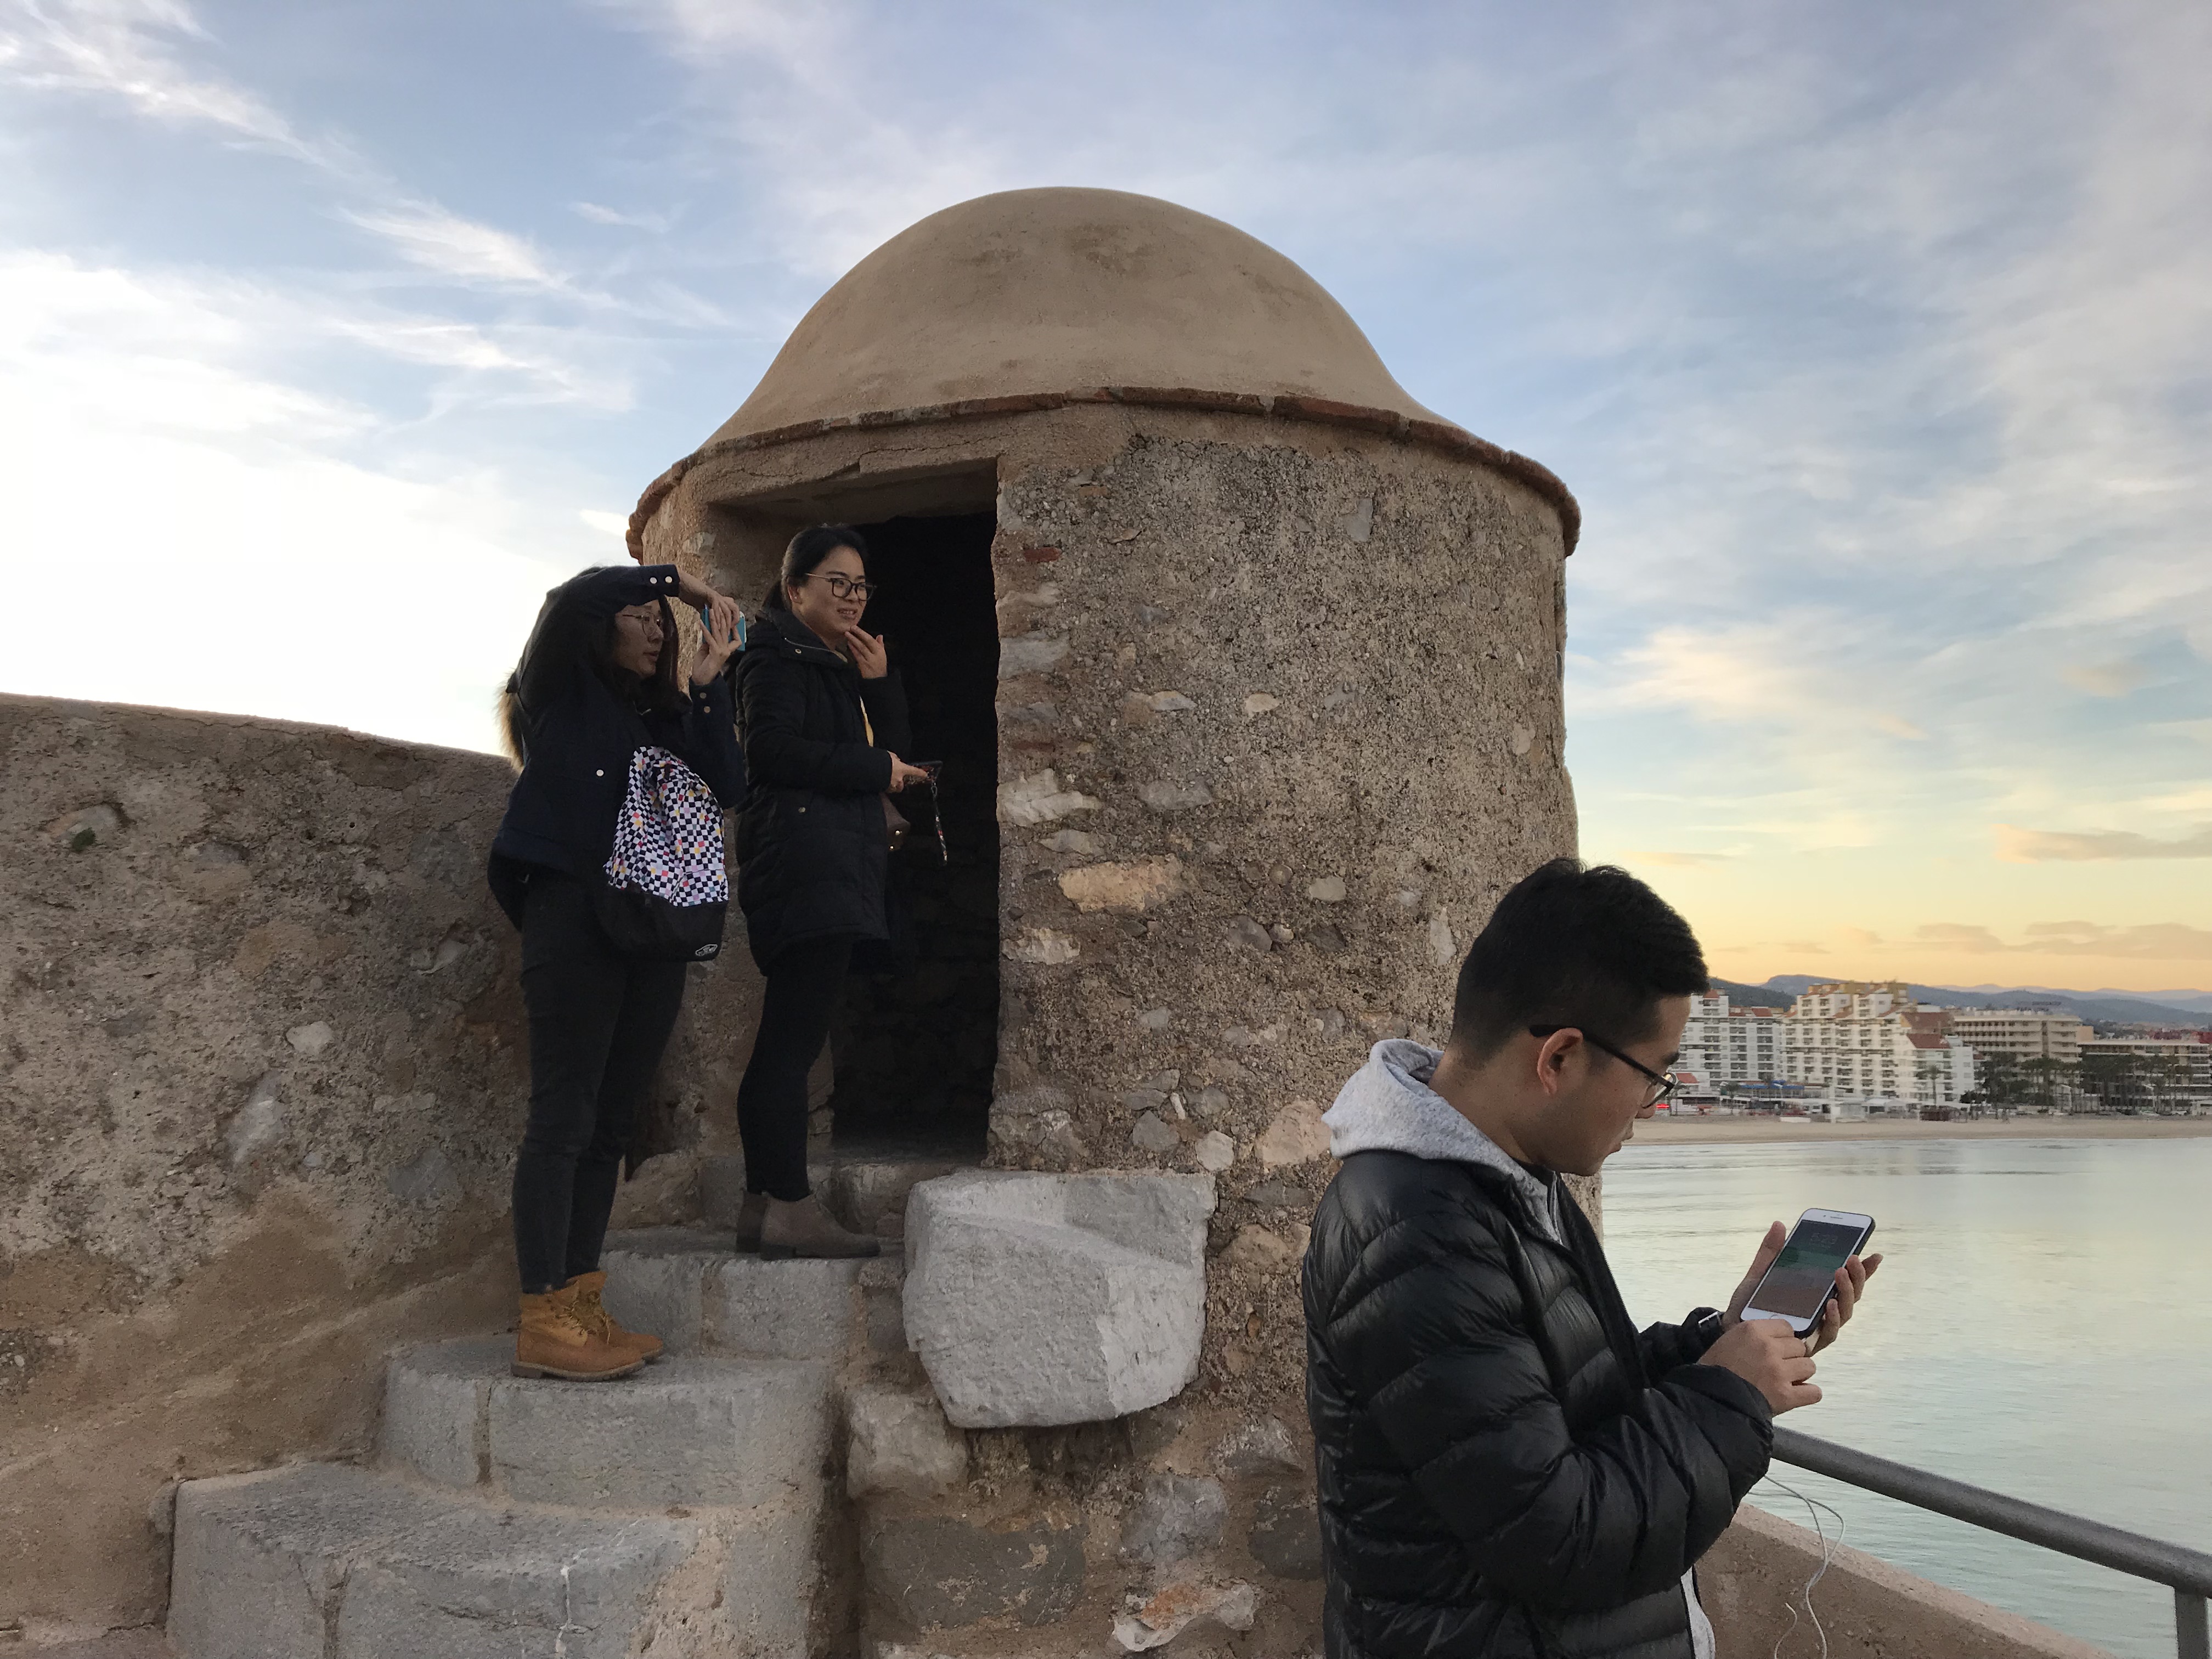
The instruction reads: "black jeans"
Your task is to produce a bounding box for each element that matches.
[513,874,687,1294]
[733,935,853,1201]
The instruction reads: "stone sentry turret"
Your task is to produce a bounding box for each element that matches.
[628,187,1582,1655]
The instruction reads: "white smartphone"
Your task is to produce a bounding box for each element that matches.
[1740,1208,1877,1338]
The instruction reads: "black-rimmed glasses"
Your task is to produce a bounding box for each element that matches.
[1528,1024,1678,1107]
[804,572,878,600]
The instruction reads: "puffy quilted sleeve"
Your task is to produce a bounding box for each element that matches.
[1313,1198,1771,1613]
[737,646,894,795]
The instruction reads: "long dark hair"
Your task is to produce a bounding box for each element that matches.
[761,523,870,612]
[496,584,684,770]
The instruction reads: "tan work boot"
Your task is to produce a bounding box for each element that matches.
[565,1270,663,1364]
[760,1193,880,1260]
[733,1191,768,1254]
[513,1286,644,1381]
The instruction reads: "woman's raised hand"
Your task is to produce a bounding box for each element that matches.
[844,626,889,680]
[676,574,743,637]
[885,755,932,792]
[690,602,744,686]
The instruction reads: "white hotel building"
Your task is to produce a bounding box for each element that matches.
[1944,1009,2092,1064]
[1678,983,1977,1107]
[1678,995,1786,1086]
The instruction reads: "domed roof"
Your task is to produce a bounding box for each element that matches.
[709,187,1449,444]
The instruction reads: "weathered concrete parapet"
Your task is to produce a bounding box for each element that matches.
[902,1170,1216,1426]
[1703,1503,2112,1659]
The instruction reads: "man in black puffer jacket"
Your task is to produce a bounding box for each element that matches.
[1304,860,1877,1659]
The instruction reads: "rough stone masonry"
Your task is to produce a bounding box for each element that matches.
[0,696,755,1641]
[639,396,1579,1653]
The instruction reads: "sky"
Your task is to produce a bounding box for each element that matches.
[2,0,2207,995]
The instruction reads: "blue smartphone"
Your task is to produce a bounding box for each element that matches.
[699,603,744,646]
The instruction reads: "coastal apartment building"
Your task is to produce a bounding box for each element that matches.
[2078,1035,2212,1108]
[1678,992,1786,1084]
[1779,982,1974,1105]
[1677,984,1976,1106]
[1945,1008,2094,1063]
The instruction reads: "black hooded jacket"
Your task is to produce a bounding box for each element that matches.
[487,563,747,926]
[732,605,911,969]
[1303,1149,1773,1659]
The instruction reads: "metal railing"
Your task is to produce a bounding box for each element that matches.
[1771,1426,2212,1659]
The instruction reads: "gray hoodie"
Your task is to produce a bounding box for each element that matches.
[1320,1038,1717,1659]
[1324,1037,1566,1242]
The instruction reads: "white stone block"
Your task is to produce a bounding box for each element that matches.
[845,1385,968,1500]
[599,1228,714,1351]
[380,1340,833,1510]
[170,1462,820,1659]
[702,1255,868,1359]
[902,1171,1214,1427]
[378,1336,500,1488]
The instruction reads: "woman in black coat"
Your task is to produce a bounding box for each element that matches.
[731,525,930,1259]
[489,562,747,1379]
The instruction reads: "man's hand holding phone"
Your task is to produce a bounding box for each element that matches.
[1701,1317,1824,1414]
[1728,1216,1882,1356]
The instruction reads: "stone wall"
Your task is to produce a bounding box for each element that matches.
[0,695,757,1643]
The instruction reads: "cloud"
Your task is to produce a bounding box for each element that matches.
[0,249,630,414]
[2021,922,2212,961]
[319,315,623,405]
[2060,660,2149,697]
[572,201,676,232]
[1909,920,2212,962]
[343,205,564,288]
[1915,924,2007,955]
[4,3,585,311]
[0,0,340,167]
[603,0,836,63]
[1873,714,1929,741]
[578,509,630,538]
[1995,823,2212,861]
[1576,622,1832,725]
[0,250,628,749]
[1625,849,1731,868]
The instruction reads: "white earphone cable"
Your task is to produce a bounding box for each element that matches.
[1757,1474,1844,1659]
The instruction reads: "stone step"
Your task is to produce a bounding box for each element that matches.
[379,1337,833,1509]
[601,1226,906,1362]
[699,1154,969,1240]
[169,1462,815,1659]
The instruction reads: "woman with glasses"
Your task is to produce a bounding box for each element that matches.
[730,526,929,1257]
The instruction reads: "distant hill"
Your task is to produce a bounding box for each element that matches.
[1944,983,2212,1014]
[1759,975,2209,1028]
[1710,978,1795,1009]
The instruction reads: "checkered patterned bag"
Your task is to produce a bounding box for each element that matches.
[595,746,729,961]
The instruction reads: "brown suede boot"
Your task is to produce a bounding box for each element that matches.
[565,1271,663,1364]
[760,1194,880,1260]
[733,1192,768,1254]
[513,1286,644,1381]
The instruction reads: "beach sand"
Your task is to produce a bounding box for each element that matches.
[1632,1113,2212,1145]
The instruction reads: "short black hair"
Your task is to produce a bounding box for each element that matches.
[1448,859,1708,1059]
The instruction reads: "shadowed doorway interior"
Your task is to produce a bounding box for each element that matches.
[826,510,998,1158]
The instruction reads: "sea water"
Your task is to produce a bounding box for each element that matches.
[1604,1135,2212,1659]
